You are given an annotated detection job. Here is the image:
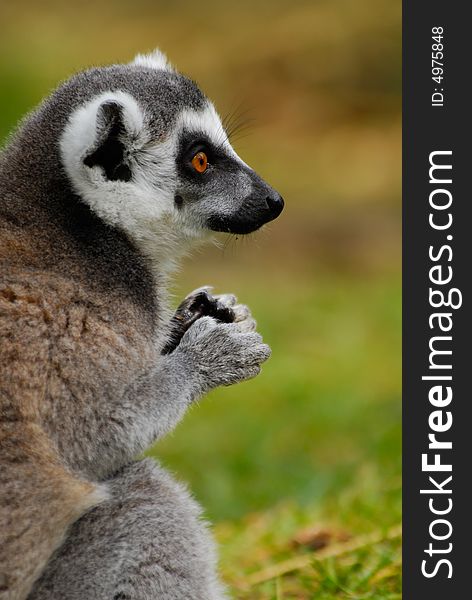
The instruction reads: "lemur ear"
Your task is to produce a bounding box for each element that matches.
[61,91,146,191]
[131,48,174,72]
[83,100,132,182]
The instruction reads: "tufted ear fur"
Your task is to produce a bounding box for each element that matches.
[61,90,146,189]
[83,100,132,182]
[131,48,174,72]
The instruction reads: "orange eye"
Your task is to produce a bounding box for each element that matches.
[191,151,208,173]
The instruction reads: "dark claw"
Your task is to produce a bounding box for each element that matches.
[162,291,235,354]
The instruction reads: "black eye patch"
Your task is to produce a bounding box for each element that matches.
[176,130,239,181]
[180,134,215,162]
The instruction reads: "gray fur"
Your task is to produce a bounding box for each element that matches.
[0,51,281,600]
[29,459,227,600]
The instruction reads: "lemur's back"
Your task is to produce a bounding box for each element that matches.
[0,270,109,599]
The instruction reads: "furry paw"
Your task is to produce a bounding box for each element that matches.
[162,287,255,354]
[211,291,257,333]
[175,315,271,391]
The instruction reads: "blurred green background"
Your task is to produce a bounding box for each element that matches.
[1,1,401,596]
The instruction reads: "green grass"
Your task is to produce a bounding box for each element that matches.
[217,490,401,598]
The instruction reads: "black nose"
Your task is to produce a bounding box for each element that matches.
[265,193,284,218]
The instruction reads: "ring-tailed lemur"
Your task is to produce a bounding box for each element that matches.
[0,49,284,600]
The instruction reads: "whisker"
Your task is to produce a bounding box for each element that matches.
[222,100,247,133]
[219,101,256,149]
[226,113,255,141]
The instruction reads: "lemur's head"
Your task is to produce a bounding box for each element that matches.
[55,50,283,261]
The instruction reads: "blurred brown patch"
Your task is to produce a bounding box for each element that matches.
[292,525,351,550]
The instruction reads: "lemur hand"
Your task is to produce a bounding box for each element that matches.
[162,286,255,354]
[170,291,271,392]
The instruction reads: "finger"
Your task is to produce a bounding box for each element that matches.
[234,317,257,333]
[240,365,262,381]
[254,343,272,363]
[186,285,213,299]
[223,365,261,386]
[241,341,271,365]
[232,304,252,323]
[187,315,218,336]
[215,293,238,308]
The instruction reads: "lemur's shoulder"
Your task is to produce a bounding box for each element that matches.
[0,179,159,331]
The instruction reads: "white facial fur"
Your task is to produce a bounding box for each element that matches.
[60,88,239,275]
